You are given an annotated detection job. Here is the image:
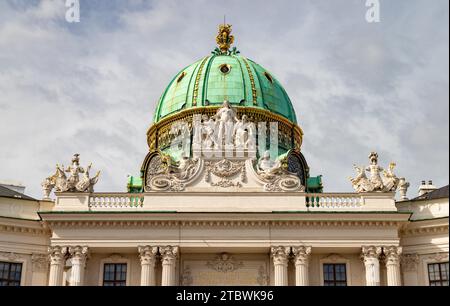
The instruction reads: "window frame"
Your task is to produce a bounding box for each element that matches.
[0,253,27,286]
[319,254,352,286]
[98,255,131,286]
[427,262,449,286]
[102,263,128,286]
[0,261,23,286]
[322,263,348,286]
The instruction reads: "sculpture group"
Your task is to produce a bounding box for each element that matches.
[350,152,409,194]
[41,154,100,199]
[193,101,256,153]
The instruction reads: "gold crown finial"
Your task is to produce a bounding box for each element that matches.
[216,23,234,53]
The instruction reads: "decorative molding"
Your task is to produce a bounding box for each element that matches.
[401,253,419,272]
[427,253,449,263]
[206,253,244,273]
[0,251,24,262]
[400,225,448,237]
[180,265,193,286]
[45,220,404,229]
[0,224,50,236]
[31,253,48,271]
[256,265,269,286]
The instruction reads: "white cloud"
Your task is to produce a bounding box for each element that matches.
[0,0,448,199]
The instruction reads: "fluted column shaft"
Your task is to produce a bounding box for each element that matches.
[271,246,290,286]
[292,246,311,286]
[362,246,382,286]
[139,246,158,286]
[160,246,179,286]
[48,246,67,286]
[69,246,88,286]
[384,246,402,286]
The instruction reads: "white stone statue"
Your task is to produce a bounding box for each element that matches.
[202,115,218,150]
[168,155,198,180]
[350,152,407,194]
[214,100,237,148]
[233,115,256,150]
[41,154,100,198]
[350,165,374,193]
[383,162,400,192]
[366,152,384,191]
[257,151,283,179]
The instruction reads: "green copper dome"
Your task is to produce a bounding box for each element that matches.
[153,54,297,124]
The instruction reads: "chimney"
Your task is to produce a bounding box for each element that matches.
[418,180,437,196]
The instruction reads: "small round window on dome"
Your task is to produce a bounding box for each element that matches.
[264,72,273,84]
[219,64,231,74]
[177,72,186,83]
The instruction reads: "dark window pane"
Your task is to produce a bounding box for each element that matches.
[323,263,347,286]
[0,262,22,286]
[428,262,450,286]
[103,263,127,286]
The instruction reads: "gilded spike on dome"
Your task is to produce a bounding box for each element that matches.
[216,23,234,53]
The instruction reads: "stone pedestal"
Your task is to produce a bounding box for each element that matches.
[292,246,311,286]
[271,246,290,286]
[138,246,158,286]
[160,246,179,286]
[362,246,382,286]
[48,246,67,286]
[384,246,402,286]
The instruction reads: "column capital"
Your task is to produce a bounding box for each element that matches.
[292,246,312,265]
[361,246,382,260]
[138,246,158,265]
[69,246,89,263]
[160,246,179,264]
[48,246,68,265]
[271,246,291,266]
[383,246,402,265]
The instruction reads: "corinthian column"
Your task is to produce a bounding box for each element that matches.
[292,246,311,286]
[271,246,291,286]
[69,246,89,286]
[160,246,179,286]
[361,246,382,286]
[384,246,402,286]
[48,246,68,286]
[138,246,158,286]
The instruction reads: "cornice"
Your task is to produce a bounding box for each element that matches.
[400,224,449,237]
[44,219,405,229]
[0,223,50,236]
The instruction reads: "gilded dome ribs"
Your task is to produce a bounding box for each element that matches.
[192,57,209,107]
[242,58,258,106]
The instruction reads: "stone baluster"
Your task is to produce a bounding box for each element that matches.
[384,246,402,286]
[271,246,291,286]
[138,246,158,286]
[292,246,311,286]
[160,246,179,286]
[48,246,68,286]
[361,246,382,286]
[68,246,89,286]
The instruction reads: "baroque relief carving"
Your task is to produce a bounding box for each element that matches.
[145,152,201,192]
[204,159,246,188]
[427,253,449,262]
[31,253,49,271]
[401,253,419,272]
[0,251,24,262]
[256,265,269,286]
[206,253,244,273]
[181,266,193,286]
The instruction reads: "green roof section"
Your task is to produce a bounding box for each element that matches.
[152,54,298,124]
[307,175,324,193]
[127,176,143,193]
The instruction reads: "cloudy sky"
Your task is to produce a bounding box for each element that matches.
[0,0,448,199]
